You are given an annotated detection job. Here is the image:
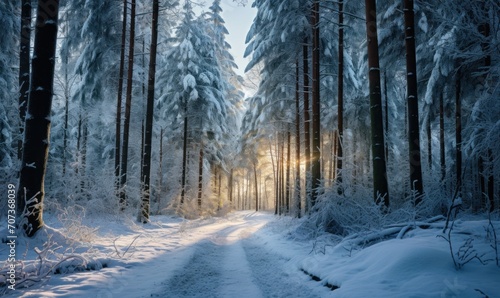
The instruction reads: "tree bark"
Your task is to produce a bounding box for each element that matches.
[180,105,189,205]
[139,0,160,223]
[254,162,259,211]
[18,0,60,237]
[384,71,389,163]
[119,0,136,208]
[364,0,390,207]
[197,145,203,209]
[455,68,462,196]
[403,0,424,203]
[427,118,432,170]
[311,0,322,208]
[336,0,344,194]
[115,0,128,195]
[439,92,445,181]
[303,40,311,213]
[285,128,291,213]
[295,60,301,218]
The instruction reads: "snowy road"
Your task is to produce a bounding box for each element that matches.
[12,211,332,298]
[149,212,330,298]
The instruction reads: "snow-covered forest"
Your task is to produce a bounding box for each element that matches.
[1,0,500,297]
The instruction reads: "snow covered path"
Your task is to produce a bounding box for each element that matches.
[11,211,331,298]
[149,212,329,298]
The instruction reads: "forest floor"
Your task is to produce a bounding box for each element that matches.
[1,210,500,297]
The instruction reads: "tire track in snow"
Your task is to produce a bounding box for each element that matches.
[241,235,332,297]
[151,240,223,298]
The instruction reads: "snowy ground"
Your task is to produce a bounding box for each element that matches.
[1,211,500,297]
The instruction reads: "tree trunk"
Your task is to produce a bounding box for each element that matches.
[119,0,136,208]
[62,57,69,178]
[303,40,311,213]
[157,127,164,214]
[139,0,159,223]
[295,60,301,218]
[403,0,424,203]
[80,118,88,193]
[487,150,494,212]
[180,107,188,205]
[427,118,432,170]
[336,0,344,195]
[279,133,285,215]
[311,0,322,207]
[228,168,233,204]
[384,71,389,163]
[364,0,390,207]
[439,92,445,181]
[455,68,462,196]
[254,162,259,211]
[18,0,32,160]
[17,0,60,237]
[285,128,291,213]
[115,0,128,195]
[269,140,278,215]
[197,145,203,210]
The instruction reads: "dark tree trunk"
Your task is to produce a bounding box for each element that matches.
[303,40,311,213]
[115,0,128,195]
[80,118,88,193]
[364,0,390,207]
[285,128,291,213]
[439,92,445,181]
[311,0,322,207]
[62,58,69,177]
[119,0,136,208]
[270,141,278,215]
[384,71,389,163]
[427,118,432,170]
[279,134,285,215]
[336,0,344,195]
[455,68,462,196]
[17,0,60,237]
[403,0,424,203]
[157,127,164,213]
[18,0,32,160]
[228,168,233,204]
[180,106,189,205]
[139,0,160,223]
[487,150,494,212]
[254,162,259,211]
[295,60,301,218]
[197,145,203,209]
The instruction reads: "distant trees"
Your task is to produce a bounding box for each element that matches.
[242,0,499,217]
[2,0,497,226]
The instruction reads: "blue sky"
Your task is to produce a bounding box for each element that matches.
[219,0,256,76]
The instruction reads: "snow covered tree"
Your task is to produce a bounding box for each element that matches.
[0,0,18,177]
[158,1,227,212]
[18,0,60,237]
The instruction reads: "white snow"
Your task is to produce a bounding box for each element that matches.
[1,211,499,297]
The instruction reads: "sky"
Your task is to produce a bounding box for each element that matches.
[218,0,256,77]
